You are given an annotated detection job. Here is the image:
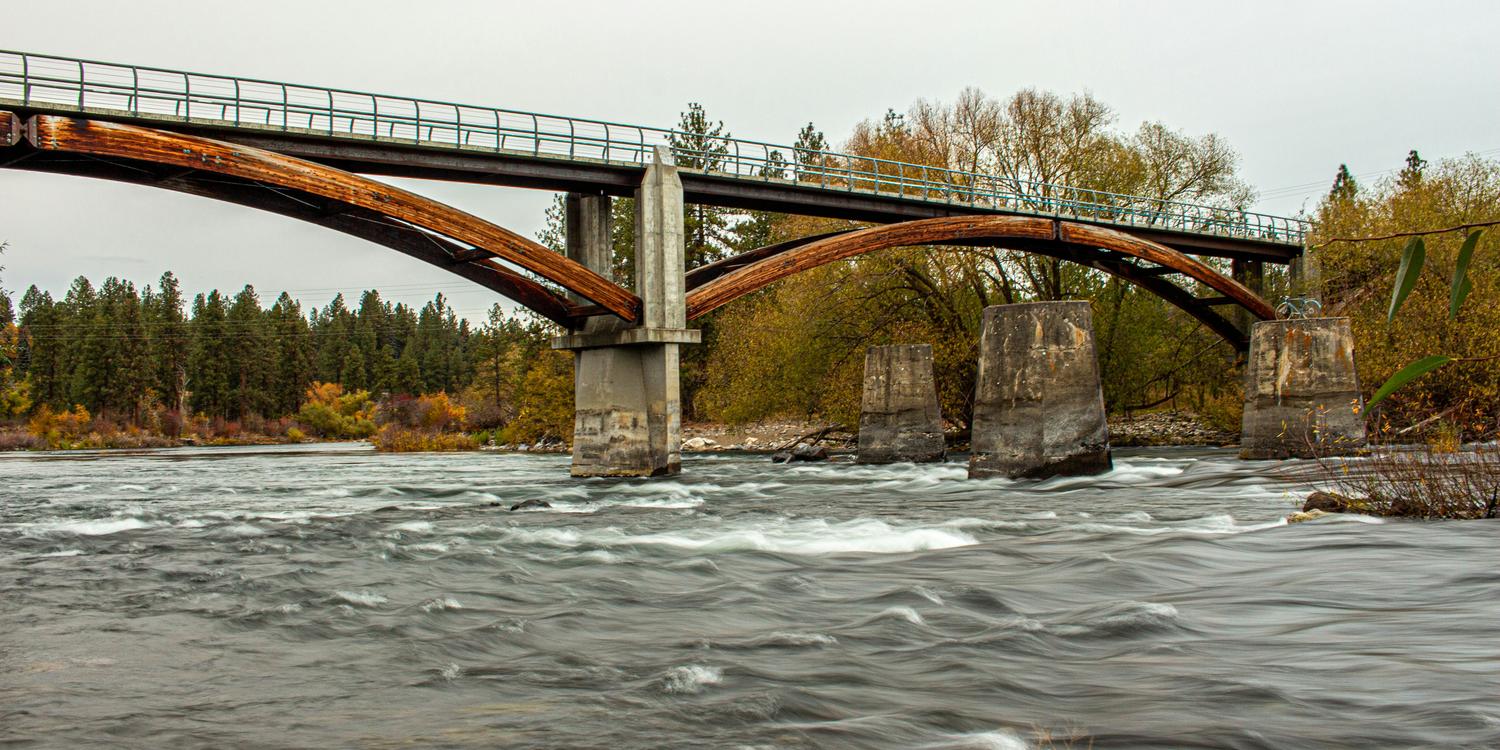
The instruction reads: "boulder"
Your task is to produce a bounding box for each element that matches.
[791,444,829,462]
[771,451,793,464]
[1286,509,1331,524]
[509,498,552,512]
[682,437,716,451]
[1302,491,1357,513]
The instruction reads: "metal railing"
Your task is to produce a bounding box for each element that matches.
[0,50,1307,245]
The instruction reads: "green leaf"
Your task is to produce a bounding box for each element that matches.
[1367,355,1452,407]
[1388,236,1425,322]
[1449,229,1482,319]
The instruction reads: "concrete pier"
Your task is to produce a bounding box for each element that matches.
[969,301,1112,479]
[555,148,699,477]
[1239,317,1365,459]
[857,344,945,464]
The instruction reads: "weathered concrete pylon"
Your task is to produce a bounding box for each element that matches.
[857,344,946,464]
[553,148,699,477]
[1239,317,1365,459]
[969,301,1112,480]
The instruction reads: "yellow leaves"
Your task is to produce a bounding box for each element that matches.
[371,428,477,452]
[27,404,92,448]
[499,349,574,445]
[295,381,375,439]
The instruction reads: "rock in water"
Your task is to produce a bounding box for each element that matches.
[1286,509,1330,524]
[682,437,716,451]
[771,451,793,464]
[791,444,829,462]
[509,498,552,512]
[1303,491,1356,513]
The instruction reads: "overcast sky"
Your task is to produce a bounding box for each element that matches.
[3,0,1497,322]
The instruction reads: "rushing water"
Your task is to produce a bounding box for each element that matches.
[2,444,1497,749]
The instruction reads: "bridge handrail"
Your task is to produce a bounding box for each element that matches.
[0,50,1307,245]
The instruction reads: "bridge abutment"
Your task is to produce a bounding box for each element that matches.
[969,301,1112,480]
[554,148,699,477]
[1239,317,1365,459]
[857,344,946,464]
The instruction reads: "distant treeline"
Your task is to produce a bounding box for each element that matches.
[3,271,569,442]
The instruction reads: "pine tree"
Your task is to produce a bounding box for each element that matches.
[226,285,272,418]
[794,122,829,181]
[1328,164,1359,204]
[267,292,312,415]
[63,277,104,411]
[392,341,422,396]
[413,293,466,394]
[312,293,354,384]
[668,103,735,266]
[188,290,232,418]
[0,243,9,327]
[339,345,367,392]
[18,288,54,405]
[265,292,312,415]
[145,272,189,415]
[96,278,151,421]
[1397,149,1426,190]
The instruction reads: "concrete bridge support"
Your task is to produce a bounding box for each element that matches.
[1239,317,1365,459]
[969,301,1112,480]
[857,344,946,464]
[553,148,699,477]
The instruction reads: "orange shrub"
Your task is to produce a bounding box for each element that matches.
[28,405,93,448]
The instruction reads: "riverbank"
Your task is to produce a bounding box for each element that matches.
[0,410,1244,453]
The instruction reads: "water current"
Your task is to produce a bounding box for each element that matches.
[2,444,1497,748]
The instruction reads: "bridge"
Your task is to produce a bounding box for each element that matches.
[0,50,1315,477]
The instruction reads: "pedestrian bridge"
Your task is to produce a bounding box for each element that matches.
[0,50,1314,477]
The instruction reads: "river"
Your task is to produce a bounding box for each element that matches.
[2,444,1497,749]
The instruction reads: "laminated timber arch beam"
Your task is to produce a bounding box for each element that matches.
[13,114,639,323]
[684,216,1276,350]
[7,157,582,325]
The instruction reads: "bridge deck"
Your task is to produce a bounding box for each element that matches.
[0,50,1306,262]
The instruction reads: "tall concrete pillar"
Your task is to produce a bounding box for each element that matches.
[1290,246,1322,303]
[969,301,1112,480]
[553,148,699,477]
[857,344,946,464]
[1239,317,1365,459]
[1232,259,1265,335]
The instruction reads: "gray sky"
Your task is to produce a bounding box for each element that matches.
[3,0,1497,322]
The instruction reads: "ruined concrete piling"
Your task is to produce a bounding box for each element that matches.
[1239,317,1365,459]
[969,301,1112,480]
[857,344,946,464]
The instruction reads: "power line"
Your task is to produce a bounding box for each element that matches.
[1255,146,1500,204]
[1313,219,1500,248]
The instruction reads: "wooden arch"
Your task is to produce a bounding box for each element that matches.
[684,216,1277,349]
[5,113,638,326]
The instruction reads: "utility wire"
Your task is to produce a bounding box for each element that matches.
[1313,219,1500,248]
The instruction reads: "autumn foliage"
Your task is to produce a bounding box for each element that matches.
[371,392,477,452]
[295,382,376,439]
